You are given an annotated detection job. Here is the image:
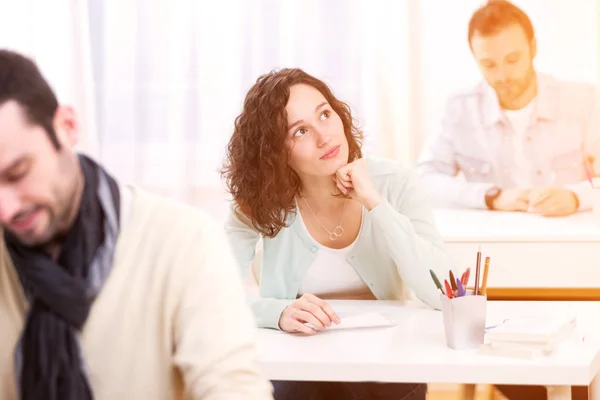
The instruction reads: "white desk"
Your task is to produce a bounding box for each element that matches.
[433,209,600,288]
[257,300,600,400]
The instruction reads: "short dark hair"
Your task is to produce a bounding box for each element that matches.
[0,49,60,148]
[468,0,534,45]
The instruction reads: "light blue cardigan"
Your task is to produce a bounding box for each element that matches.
[224,157,454,329]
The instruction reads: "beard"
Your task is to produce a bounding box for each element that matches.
[494,64,536,106]
[4,205,53,247]
[5,198,74,249]
[5,173,81,249]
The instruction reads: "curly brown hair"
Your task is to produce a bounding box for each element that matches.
[221,68,363,238]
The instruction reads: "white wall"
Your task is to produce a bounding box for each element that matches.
[0,0,98,157]
[414,0,599,160]
[87,0,415,219]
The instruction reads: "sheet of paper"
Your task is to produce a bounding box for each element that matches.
[305,312,396,331]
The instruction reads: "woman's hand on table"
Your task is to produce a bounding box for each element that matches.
[278,293,341,334]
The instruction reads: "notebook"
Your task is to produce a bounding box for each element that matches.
[485,315,576,344]
[479,343,553,360]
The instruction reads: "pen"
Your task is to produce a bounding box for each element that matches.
[480,257,491,296]
[584,157,594,185]
[449,270,457,291]
[587,156,599,188]
[429,269,445,295]
[461,267,471,287]
[474,244,482,295]
[444,280,454,299]
[456,278,466,297]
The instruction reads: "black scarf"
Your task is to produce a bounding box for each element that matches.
[4,155,120,400]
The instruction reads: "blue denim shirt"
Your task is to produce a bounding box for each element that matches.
[417,73,600,209]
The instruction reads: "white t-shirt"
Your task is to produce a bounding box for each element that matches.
[296,206,374,300]
[504,99,537,188]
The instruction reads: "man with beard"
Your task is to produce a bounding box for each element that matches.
[0,49,273,400]
[417,0,600,217]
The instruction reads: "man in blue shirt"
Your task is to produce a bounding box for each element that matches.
[417,0,599,218]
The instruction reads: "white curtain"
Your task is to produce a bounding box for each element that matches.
[0,0,98,157]
[87,0,412,220]
[2,1,599,220]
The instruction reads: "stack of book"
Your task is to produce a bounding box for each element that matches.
[479,315,577,359]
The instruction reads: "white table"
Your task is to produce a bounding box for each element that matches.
[432,209,600,288]
[257,300,600,400]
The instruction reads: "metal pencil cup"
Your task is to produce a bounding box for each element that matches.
[440,291,487,350]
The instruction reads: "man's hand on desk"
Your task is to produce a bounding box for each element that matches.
[491,188,530,212]
[528,187,579,216]
[278,293,340,334]
[490,187,579,216]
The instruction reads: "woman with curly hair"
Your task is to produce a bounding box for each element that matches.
[221,68,452,399]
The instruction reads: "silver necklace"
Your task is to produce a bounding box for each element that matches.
[301,197,347,241]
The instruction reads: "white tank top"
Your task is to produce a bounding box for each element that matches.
[296,205,374,300]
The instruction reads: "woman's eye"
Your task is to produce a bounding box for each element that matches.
[293,127,308,138]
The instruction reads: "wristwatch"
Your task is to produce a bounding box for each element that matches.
[485,186,502,210]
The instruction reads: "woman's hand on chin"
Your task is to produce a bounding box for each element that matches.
[334,159,382,210]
